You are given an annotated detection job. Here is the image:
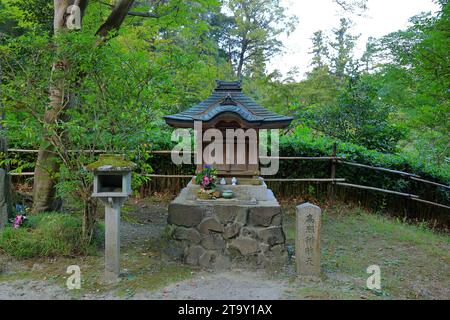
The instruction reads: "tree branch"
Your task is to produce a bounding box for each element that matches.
[98,1,170,18]
[95,0,135,38]
[333,0,367,13]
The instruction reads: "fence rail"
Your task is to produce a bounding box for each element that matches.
[336,182,420,199]
[338,160,421,178]
[260,156,343,161]
[4,145,449,210]
[409,176,450,190]
[264,178,346,183]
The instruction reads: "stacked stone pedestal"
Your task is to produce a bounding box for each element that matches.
[168,181,286,270]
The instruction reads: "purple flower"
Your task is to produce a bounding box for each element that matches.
[13,215,25,229]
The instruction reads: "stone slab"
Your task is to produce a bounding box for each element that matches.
[183,181,275,202]
[167,203,203,227]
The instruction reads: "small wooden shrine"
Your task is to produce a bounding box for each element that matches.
[164,80,293,270]
[164,80,293,176]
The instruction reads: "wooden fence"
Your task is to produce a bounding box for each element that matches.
[4,144,450,211]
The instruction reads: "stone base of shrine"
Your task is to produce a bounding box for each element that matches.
[167,181,287,270]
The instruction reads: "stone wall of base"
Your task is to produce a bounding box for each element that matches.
[168,202,287,270]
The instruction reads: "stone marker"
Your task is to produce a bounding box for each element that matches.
[296,203,321,278]
[0,169,9,230]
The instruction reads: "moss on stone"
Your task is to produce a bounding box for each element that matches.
[86,154,136,171]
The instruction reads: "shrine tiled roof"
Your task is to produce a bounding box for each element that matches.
[164,80,293,128]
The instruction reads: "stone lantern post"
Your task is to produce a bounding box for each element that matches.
[87,154,136,282]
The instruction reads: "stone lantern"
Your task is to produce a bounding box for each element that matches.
[87,154,136,282]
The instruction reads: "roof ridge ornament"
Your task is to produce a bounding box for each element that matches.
[215,80,242,91]
[220,93,238,106]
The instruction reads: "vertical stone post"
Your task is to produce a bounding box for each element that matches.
[0,169,11,231]
[104,199,121,282]
[296,203,321,278]
[0,169,8,229]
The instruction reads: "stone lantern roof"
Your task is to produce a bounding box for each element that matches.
[86,154,136,172]
[164,80,293,129]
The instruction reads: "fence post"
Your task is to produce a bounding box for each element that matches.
[0,91,13,228]
[328,143,337,205]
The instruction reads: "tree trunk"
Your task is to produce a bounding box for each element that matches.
[82,197,97,244]
[33,2,68,213]
[32,0,88,213]
[236,39,248,78]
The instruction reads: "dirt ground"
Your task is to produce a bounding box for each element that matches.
[0,198,449,300]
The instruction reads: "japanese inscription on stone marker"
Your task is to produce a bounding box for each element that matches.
[296,203,321,277]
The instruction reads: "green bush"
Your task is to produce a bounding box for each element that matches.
[146,126,449,210]
[279,126,449,183]
[0,213,103,258]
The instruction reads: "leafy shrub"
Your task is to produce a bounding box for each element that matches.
[279,126,449,184]
[145,127,449,209]
[0,213,103,258]
[302,77,405,153]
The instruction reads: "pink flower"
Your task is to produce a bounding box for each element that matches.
[13,215,25,229]
[203,176,210,186]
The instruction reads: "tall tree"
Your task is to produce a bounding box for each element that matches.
[360,36,378,73]
[217,0,297,77]
[330,18,358,85]
[311,76,404,152]
[309,30,330,69]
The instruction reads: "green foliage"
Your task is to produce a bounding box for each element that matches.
[279,126,449,184]
[9,0,53,31]
[305,75,404,153]
[0,152,35,174]
[0,212,103,258]
[0,0,447,225]
[1,0,228,207]
[0,0,25,37]
[246,6,448,168]
[371,2,450,165]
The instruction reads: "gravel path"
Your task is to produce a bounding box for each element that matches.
[0,280,72,300]
[0,271,293,300]
[139,271,293,300]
